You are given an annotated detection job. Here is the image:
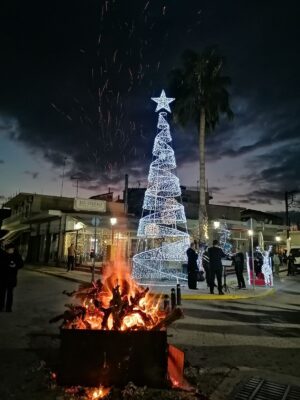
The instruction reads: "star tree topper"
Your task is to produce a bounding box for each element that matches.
[151,90,175,113]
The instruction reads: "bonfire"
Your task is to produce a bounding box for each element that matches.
[50,261,182,331]
[49,259,185,399]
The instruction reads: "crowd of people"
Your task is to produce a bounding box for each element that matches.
[186,239,227,294]
[186,240,296,293]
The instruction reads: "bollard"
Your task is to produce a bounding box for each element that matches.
[171,288,176,310]
[176,283,181,306]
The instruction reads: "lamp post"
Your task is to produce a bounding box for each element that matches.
[110,217,117,244]
[74,222,84,263]
[91,217,100,283]
[275,236,281,253]
[248,218,255,290]
[213,220,220,242]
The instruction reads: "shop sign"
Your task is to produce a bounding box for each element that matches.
[74,198,106,212]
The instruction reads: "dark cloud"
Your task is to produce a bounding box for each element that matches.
[242,144,300,193]
[0,160,4,164]
[0,0,202,189]
[209,186,226,193]
[0,0,299,207]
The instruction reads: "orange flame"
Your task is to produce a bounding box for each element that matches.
[90,386,110,399]
[63,251,167,331]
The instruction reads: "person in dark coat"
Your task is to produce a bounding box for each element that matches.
[253,247,263,277]
[208,239,226,295]
[0,243,24,312]
[202,247,210,288]
[287,253,295,276]
[186,242,198,289]
[232,248,246,289]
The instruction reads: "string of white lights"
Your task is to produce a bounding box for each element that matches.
[132,91,189,281]
[218,222,232,255]
[246,245,273,287]
[261,245,273,286]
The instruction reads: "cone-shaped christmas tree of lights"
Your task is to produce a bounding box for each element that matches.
[132,90,190,281]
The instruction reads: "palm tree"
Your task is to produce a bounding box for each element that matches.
[169,47,233,244]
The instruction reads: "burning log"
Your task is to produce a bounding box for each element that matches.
[52,276,166,331]
[49,304,87,326]
[151,307,183,331]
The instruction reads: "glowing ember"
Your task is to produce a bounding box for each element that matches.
[91,386,109,399]
[64,386,110,399]
[57,261,167,331]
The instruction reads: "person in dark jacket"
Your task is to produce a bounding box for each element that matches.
[208,239,226,295]
[0,243,24,312]
[287,253,295,276]
[186,242,198,289]
[253,247,263,276]
[232,248,246,289]
[202,247,210,287]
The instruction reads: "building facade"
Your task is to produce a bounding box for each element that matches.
[1,189,288,267]
[1,193,137,266]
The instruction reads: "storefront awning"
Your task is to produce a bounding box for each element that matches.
[0,225,30,243]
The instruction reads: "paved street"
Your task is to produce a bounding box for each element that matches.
[168,275,300,399]
[0,267,299,399]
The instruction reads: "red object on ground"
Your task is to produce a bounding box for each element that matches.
[168,344,185,387]
[249,270,265,286]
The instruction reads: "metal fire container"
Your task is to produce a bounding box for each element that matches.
[58,329,168,387]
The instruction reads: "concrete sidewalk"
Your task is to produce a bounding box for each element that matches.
[24,264,279,300]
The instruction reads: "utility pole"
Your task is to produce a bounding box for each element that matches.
[285,190,298,244]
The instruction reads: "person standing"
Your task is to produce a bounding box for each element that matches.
[254,247,263,277]
[67,243,76,272]
[202,246,210,288]
[273,252,281,277]
[232,247,246,289]
[208,239,226,295]
[0,243,24,312]
[186,242,198,290]
[287,252,295,276]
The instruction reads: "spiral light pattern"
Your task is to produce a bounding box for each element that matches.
[132,104,189,282]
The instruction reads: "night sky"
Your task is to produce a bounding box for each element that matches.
[0,0,299,212]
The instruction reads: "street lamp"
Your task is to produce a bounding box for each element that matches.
[275,235,281,253]
[110,217,117,244]
[213,221,220,229]
[74,221,85,261]
[248,219,255,290]
[213,221,220,241]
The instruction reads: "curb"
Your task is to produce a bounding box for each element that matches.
[181,287,275,300]
[25,267,276,301]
